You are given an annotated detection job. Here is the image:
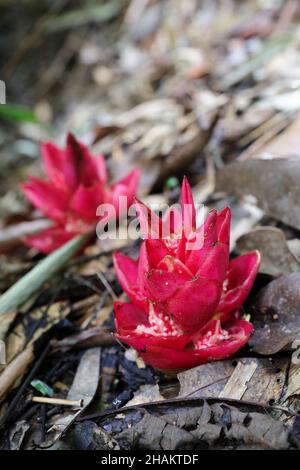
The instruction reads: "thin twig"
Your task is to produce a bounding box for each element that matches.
[77,394,300,423]
[32,396,83,407]
[97,272,117,301]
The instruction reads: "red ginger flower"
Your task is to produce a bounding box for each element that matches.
[114,177,260,371]
[21,133,140,253]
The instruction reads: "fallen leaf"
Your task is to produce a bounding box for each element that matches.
[0,346,34,403]
[178,357,288,405]
[217,157,300,231]
[126,384,165,407]
[0,310,16,341]
[246,111,300,160]
[237,226,300,275]
[218,361,258,400]
[4,300,70,367]
[48,347,101,443]
[249,273,300,354]
[99,398,292,450]
[9,420,30,450]
[284,363,300,400]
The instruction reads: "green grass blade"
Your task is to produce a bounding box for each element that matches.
[0,104,39,123]
[0,233,90,315]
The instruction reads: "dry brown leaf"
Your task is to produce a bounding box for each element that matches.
[217,157,300,230]
[237,226,300,276]
[250,273,300,354]
[0,310,16,341]
[47,347,101,444]
[178,357,288,405]
[0,346,34,403]
[245,111,300,160]
[5,301,70,366]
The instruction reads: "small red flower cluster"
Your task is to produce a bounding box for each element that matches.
[21,133,139,253]
[114,178,260,370]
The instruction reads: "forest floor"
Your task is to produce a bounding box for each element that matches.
[1,0,300,450]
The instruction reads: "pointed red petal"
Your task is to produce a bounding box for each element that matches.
[135,197,162,239]
[111,169,140,213]
[21,177,69,221]
[196,243,229,282]
[65,133,102,188]
[70,183,105,221]
[112,169,140,197]
[64,133,82,190]
[113,252,145,307]
[143,239,170,268]
[184,209,218,273]
[216,207,231,245]
[162,205,182,234]
[181,176,196,234]
[41,141,66,187]
[116,332,192,352]
[23,226,77,253]
[137,241,150,293]
[93,154,107,183]
[218,251,261,315]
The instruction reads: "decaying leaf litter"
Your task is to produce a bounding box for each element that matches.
[1,0,300,450]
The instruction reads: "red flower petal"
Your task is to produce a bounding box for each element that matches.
[144,268,192,303]
[218,251,261,315]
[21,177,69,221]
[161,205,182,234]
[115,302,191,351]
[135,197,163,239]
[143,239,170,268]
[166,277,223,330]
[138,319,253,370]
[181,176,196,234]
[111,169,140,212]
[157,255,194,278]
[117,332,191,352]
[93,154,107,183]
[113,252,145,307]
[41,141,67,188]
[114,301,148,330]
[216,207,231,244]
[63,133,81,190]
[65,133,105,188]
[23,226,77,253]
[184,209,218,273]
[70,183,105,221]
